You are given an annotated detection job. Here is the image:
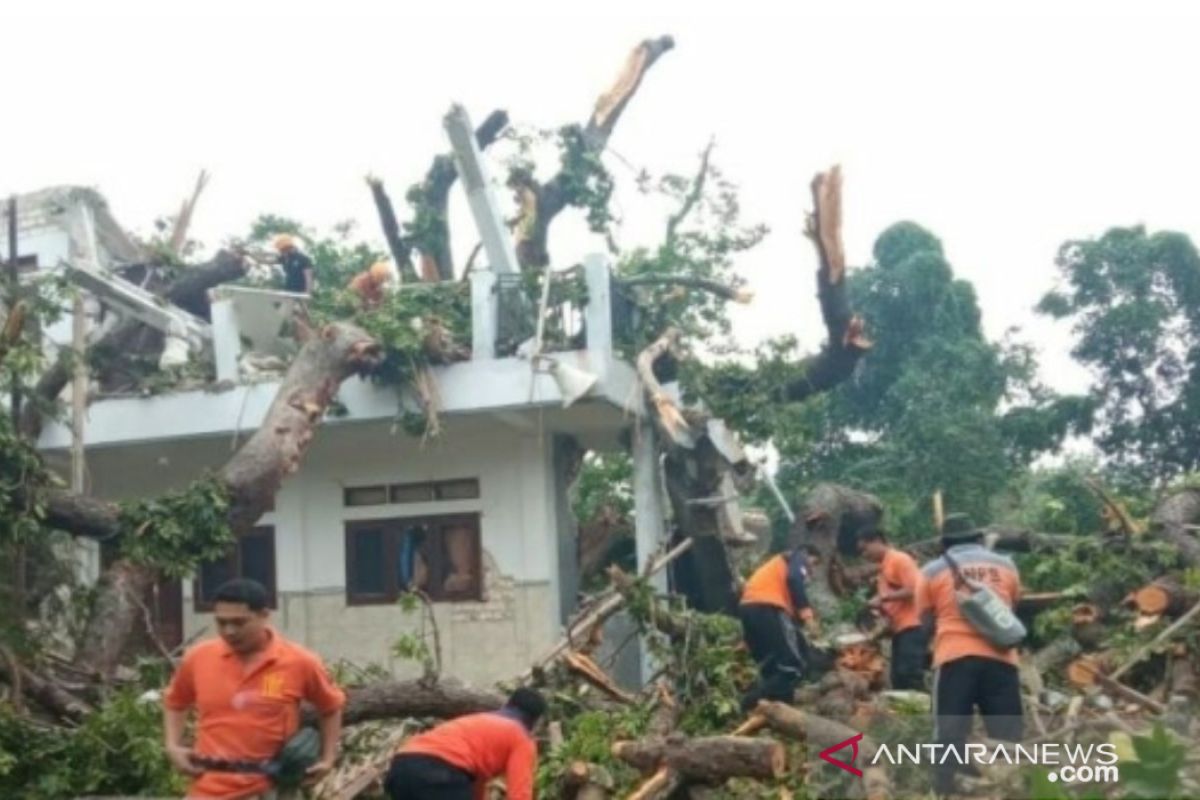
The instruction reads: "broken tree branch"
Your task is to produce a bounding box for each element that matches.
[168,170,210,257]
[366,176,419,283]
[665,139,714,248]
[636,328,693,448]
[20,249,248,439]
[513,37,674,270]
[1109,597,1200,683]
[619,275,752,305]
[783,166,871,403]
[528,538,694,677]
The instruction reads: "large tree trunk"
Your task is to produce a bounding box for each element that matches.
[795,484,883,619]
[612,735,785,782]
[70,321,380,678]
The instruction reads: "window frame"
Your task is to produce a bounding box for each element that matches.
[193,525,278,612]
[344,513,483,606]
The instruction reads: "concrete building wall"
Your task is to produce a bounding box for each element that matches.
[85,416,566,685]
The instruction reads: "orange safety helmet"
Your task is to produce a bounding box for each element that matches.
[368,261,392,284]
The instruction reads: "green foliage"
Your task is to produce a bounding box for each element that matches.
[572,452,633,523]
[117,476,234,576]
[710,221,1093,535]
[994,460,1132,535]
[615,151,764,356]
[1121,724,1188,799]
[0,691,184,799]
[554,124,617,234]
[1039,226,1200,483]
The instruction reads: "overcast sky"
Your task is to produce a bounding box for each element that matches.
[5,0,1200,395]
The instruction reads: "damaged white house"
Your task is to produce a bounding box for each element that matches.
[12,117,675,687]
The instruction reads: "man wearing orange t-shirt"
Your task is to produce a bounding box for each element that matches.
[163,579,345,799]
[858,529,927,691]
[384,688,545,800]
[738,548,818,711]
[916,514,1023,796]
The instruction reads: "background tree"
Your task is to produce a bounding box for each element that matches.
[1038,225,1200,484]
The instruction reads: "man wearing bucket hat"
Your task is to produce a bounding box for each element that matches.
[916,513,1024,796]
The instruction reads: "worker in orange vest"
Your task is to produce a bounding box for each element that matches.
[738,548,818,711]
[858,528,928,690]
[916,513,1023,796]
[384,688,545,800]
[347,261,393,309]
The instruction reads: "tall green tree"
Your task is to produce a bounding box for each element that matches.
[756,222,1090,534]
[1038,225,1200,483]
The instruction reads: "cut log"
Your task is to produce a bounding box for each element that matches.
[756,702,889,800]
[1132,580,1199,617]
[560,761,613,800]
[625,769,679,800]
[612,735,785,782]
[312,679,504,726]
[1066,653,1114,688]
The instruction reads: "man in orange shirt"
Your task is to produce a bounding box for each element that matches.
[738,548,818,711]
[916,514,1023,796]
[858,529,927,690]
[384,687,545,800]
[163,579,346,799]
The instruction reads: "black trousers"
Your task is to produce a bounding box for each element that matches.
[385,754,476,800]
[890,627,929,691]
[933,656,1023,795]
[739,603,808,711]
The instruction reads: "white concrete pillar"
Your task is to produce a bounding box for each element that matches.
[470,270,499,360]
[210,295,241,383]
[633,415,667,683]
[583,253,613,381]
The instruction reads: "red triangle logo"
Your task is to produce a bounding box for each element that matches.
[819,732,864,777]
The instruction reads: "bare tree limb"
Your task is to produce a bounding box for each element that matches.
[366,176,419,283]
[665,139,714,248]
[408,110,509,281]
[620,275,751,305]
[168,170,210,257]
[782,166,871,403]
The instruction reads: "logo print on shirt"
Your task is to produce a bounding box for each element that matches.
[261,672,285,700]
